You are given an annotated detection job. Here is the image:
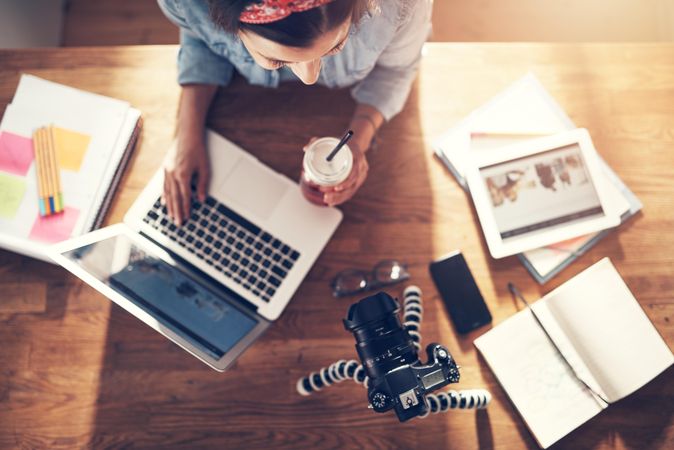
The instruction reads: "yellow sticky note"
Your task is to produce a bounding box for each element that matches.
[0,172,27,219]
[52,127,91,172]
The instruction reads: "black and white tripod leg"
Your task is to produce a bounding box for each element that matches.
[419,389,492,417]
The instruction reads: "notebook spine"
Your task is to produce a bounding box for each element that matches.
[88,116,143,231]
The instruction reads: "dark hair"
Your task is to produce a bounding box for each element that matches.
[208,0,368,48]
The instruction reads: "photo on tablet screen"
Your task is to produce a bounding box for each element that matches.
[479,143,605,242]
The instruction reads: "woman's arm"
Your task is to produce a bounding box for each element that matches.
[323,0,432,205]
[350,0,433,122]
[348,103,384,153]
[157,0,236,222]
[179,84,218,140]
[163,84,218,225]
[321,103,383,206]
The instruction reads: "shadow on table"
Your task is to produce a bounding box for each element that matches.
[0,250,70,320]
[475,409,494,450]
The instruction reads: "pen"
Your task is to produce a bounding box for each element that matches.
[507,282,610,405]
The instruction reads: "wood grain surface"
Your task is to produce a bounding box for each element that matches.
[0,44,672,450]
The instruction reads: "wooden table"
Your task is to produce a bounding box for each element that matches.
[0,44,672,450]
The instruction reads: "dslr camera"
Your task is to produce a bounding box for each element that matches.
[343,291,460,422]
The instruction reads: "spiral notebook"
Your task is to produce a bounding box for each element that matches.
[0,74,141,262]
[474,258,673,448]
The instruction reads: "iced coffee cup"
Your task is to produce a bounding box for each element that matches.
[300,137,354,206]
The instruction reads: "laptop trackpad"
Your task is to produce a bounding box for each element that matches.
[217,158,288,220]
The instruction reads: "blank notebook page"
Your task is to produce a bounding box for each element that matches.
[543,258,674,402]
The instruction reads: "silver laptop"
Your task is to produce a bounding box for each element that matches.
[49,130,342,371]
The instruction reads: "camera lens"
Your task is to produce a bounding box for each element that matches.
[343,292,419,381]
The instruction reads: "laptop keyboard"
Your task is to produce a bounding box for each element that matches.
[142,195,300,303]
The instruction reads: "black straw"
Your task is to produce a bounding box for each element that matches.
[326,130,354,162]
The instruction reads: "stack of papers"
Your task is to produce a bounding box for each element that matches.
[0,75,141,262]
[433,74,641,283]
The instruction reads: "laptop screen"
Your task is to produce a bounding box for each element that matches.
[61,233,258,359]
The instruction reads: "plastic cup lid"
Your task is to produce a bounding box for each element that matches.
[304,137,353,185]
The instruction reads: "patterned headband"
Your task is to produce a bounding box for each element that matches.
[240,0,337,24]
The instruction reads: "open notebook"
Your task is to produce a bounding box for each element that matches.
[474,258,673,448]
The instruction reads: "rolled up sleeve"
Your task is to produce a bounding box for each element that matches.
[178,29,235,86]
[350,1,432,121]
[158,0,234,86]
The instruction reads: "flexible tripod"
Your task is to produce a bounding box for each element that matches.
[296,286,492,418]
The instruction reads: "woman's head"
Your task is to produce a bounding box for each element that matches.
[208,0,369,84]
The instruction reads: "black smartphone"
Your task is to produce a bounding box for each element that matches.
[429,251,492,334]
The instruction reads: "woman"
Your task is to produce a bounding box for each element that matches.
[158,0,432,223]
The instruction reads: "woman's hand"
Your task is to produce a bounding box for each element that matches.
[318,103,382,206]
[324,141,369,206]
[162,130,210,225]
[162,83,217,225]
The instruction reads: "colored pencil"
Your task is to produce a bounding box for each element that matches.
[44,127,56,214]
[33,128,47,216]
[50,126,62,213]
[38,128,51,215]
[47,126,63,212]
[40,128,52,215]
[42,127,54,214]
[52,127,63,213]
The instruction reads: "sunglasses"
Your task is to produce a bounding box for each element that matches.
[331,260,410,297]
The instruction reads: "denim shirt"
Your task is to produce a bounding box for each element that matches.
[157,0,432,121]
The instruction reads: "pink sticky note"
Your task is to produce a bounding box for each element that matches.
[29,206,80,243]
[0,131,34,176]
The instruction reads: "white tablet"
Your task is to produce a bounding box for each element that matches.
[465,129,622,258]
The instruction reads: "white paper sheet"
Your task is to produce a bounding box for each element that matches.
[543,258,674,401]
